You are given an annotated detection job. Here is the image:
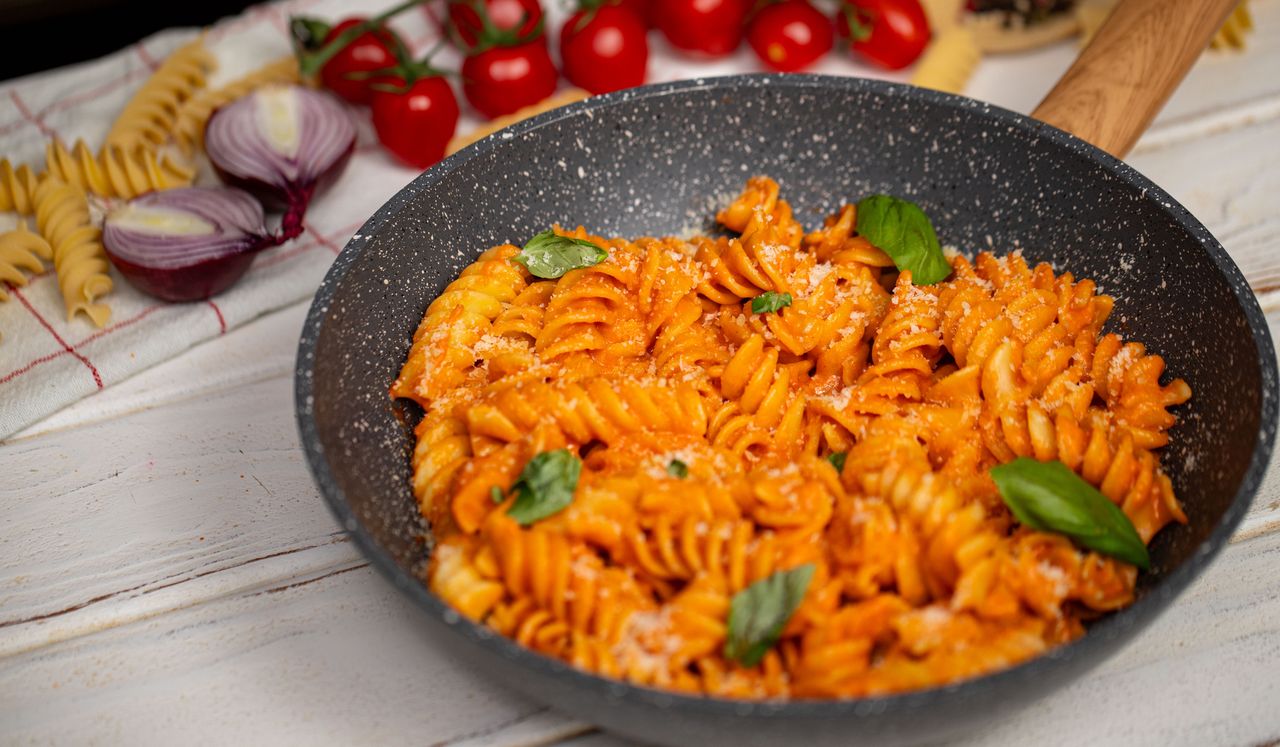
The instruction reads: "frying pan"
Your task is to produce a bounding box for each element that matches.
[294,0,1278,744]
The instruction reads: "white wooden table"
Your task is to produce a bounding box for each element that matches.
[5,7,1280,745]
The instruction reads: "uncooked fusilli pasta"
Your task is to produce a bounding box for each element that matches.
[45,139,194,200]
[105,38,216,153]
[32,177,112,327]
[0,221,51,303]
[395,177,1191,699]
[0,158,39,216]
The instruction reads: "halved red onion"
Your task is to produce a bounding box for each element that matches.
[204,85,356,240]
[103,187,279,302]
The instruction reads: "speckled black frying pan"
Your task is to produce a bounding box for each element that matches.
[294,13,1276,747]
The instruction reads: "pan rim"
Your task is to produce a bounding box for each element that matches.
[295,73,1279,719]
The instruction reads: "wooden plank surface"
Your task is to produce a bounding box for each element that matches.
[4,1,1280,744]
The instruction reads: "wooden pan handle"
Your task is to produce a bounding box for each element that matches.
[1031,0,1239,158]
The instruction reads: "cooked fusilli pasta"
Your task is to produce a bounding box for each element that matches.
[396,177,1192,699]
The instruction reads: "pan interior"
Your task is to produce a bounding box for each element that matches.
[304,77,1267,673]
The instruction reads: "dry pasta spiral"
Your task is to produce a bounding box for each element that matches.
[0,158,39,215]
[45,139,194,199]
[400,176,1194,699]
[105,38,216,152]
[33,177,112,327]
[0,221,52,302]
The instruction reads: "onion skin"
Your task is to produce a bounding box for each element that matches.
[210,147,353,239]
[103,187,277,302]
[209,142,355,213]
[106,249,259,302]
[204,85,357,240]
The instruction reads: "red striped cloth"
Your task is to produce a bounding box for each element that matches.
[0,0,449,437]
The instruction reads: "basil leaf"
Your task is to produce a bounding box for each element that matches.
[514,230,608,279]
[667,459,689,478]
[991,458,1150,570]
[507,448,581,525]
[827,452,847,473]
[855,194,951,285]
[725,564,815,667]
[490,485,505,504]
[751,291,792,314]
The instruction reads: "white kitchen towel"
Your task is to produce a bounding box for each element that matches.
[0,0,424,438]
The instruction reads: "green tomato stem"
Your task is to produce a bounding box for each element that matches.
[296,0,432,78]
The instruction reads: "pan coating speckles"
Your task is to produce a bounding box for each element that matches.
[296,75,1277,747]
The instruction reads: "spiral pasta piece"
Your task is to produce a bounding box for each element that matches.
[716,175,802,245]
[910,26,981,95]
[1090,333,1191,448]
[45,139,194,199]
[33,177,111,327]
[537,232,642,363]
[105,38,216,152]
[485,511,657,641]
[392,244,529,406]
[403,177,1193,699]
[0,221,51,303]
[697,208,802,303]
[466,376,711,453]
[0,158,39,215]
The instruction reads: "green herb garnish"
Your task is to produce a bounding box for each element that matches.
[827,452,847,473]
[725,564,815,667]
[991,458,1149,569]
[667,459,689,479]
[855,194,951,285]
[490,485,505,504]
[507,448,581,525]
[513,230,608,279]
[751,291,793,314]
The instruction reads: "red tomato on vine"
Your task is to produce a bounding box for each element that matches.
[313,18,402,105]
[747,0,834,73]
[462,39,558,119]
[371,76,461,168]
[654,0,752,57]
[560,3,649,94]
[616,0,655,27]
[835,0,932,70]
[445,0,545,49]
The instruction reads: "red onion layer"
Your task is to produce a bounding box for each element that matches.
[204,85,356,240]
[103,187,279,302]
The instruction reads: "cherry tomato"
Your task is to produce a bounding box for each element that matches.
[616,0,656,27]
[446,0,545,49]
[319,18,401,105]
[654,0,751,57]
[560,4,649,94]
[371,76,461,169]
[747,1,834,72]
[462,40,558,119]
[835,0,931,70]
